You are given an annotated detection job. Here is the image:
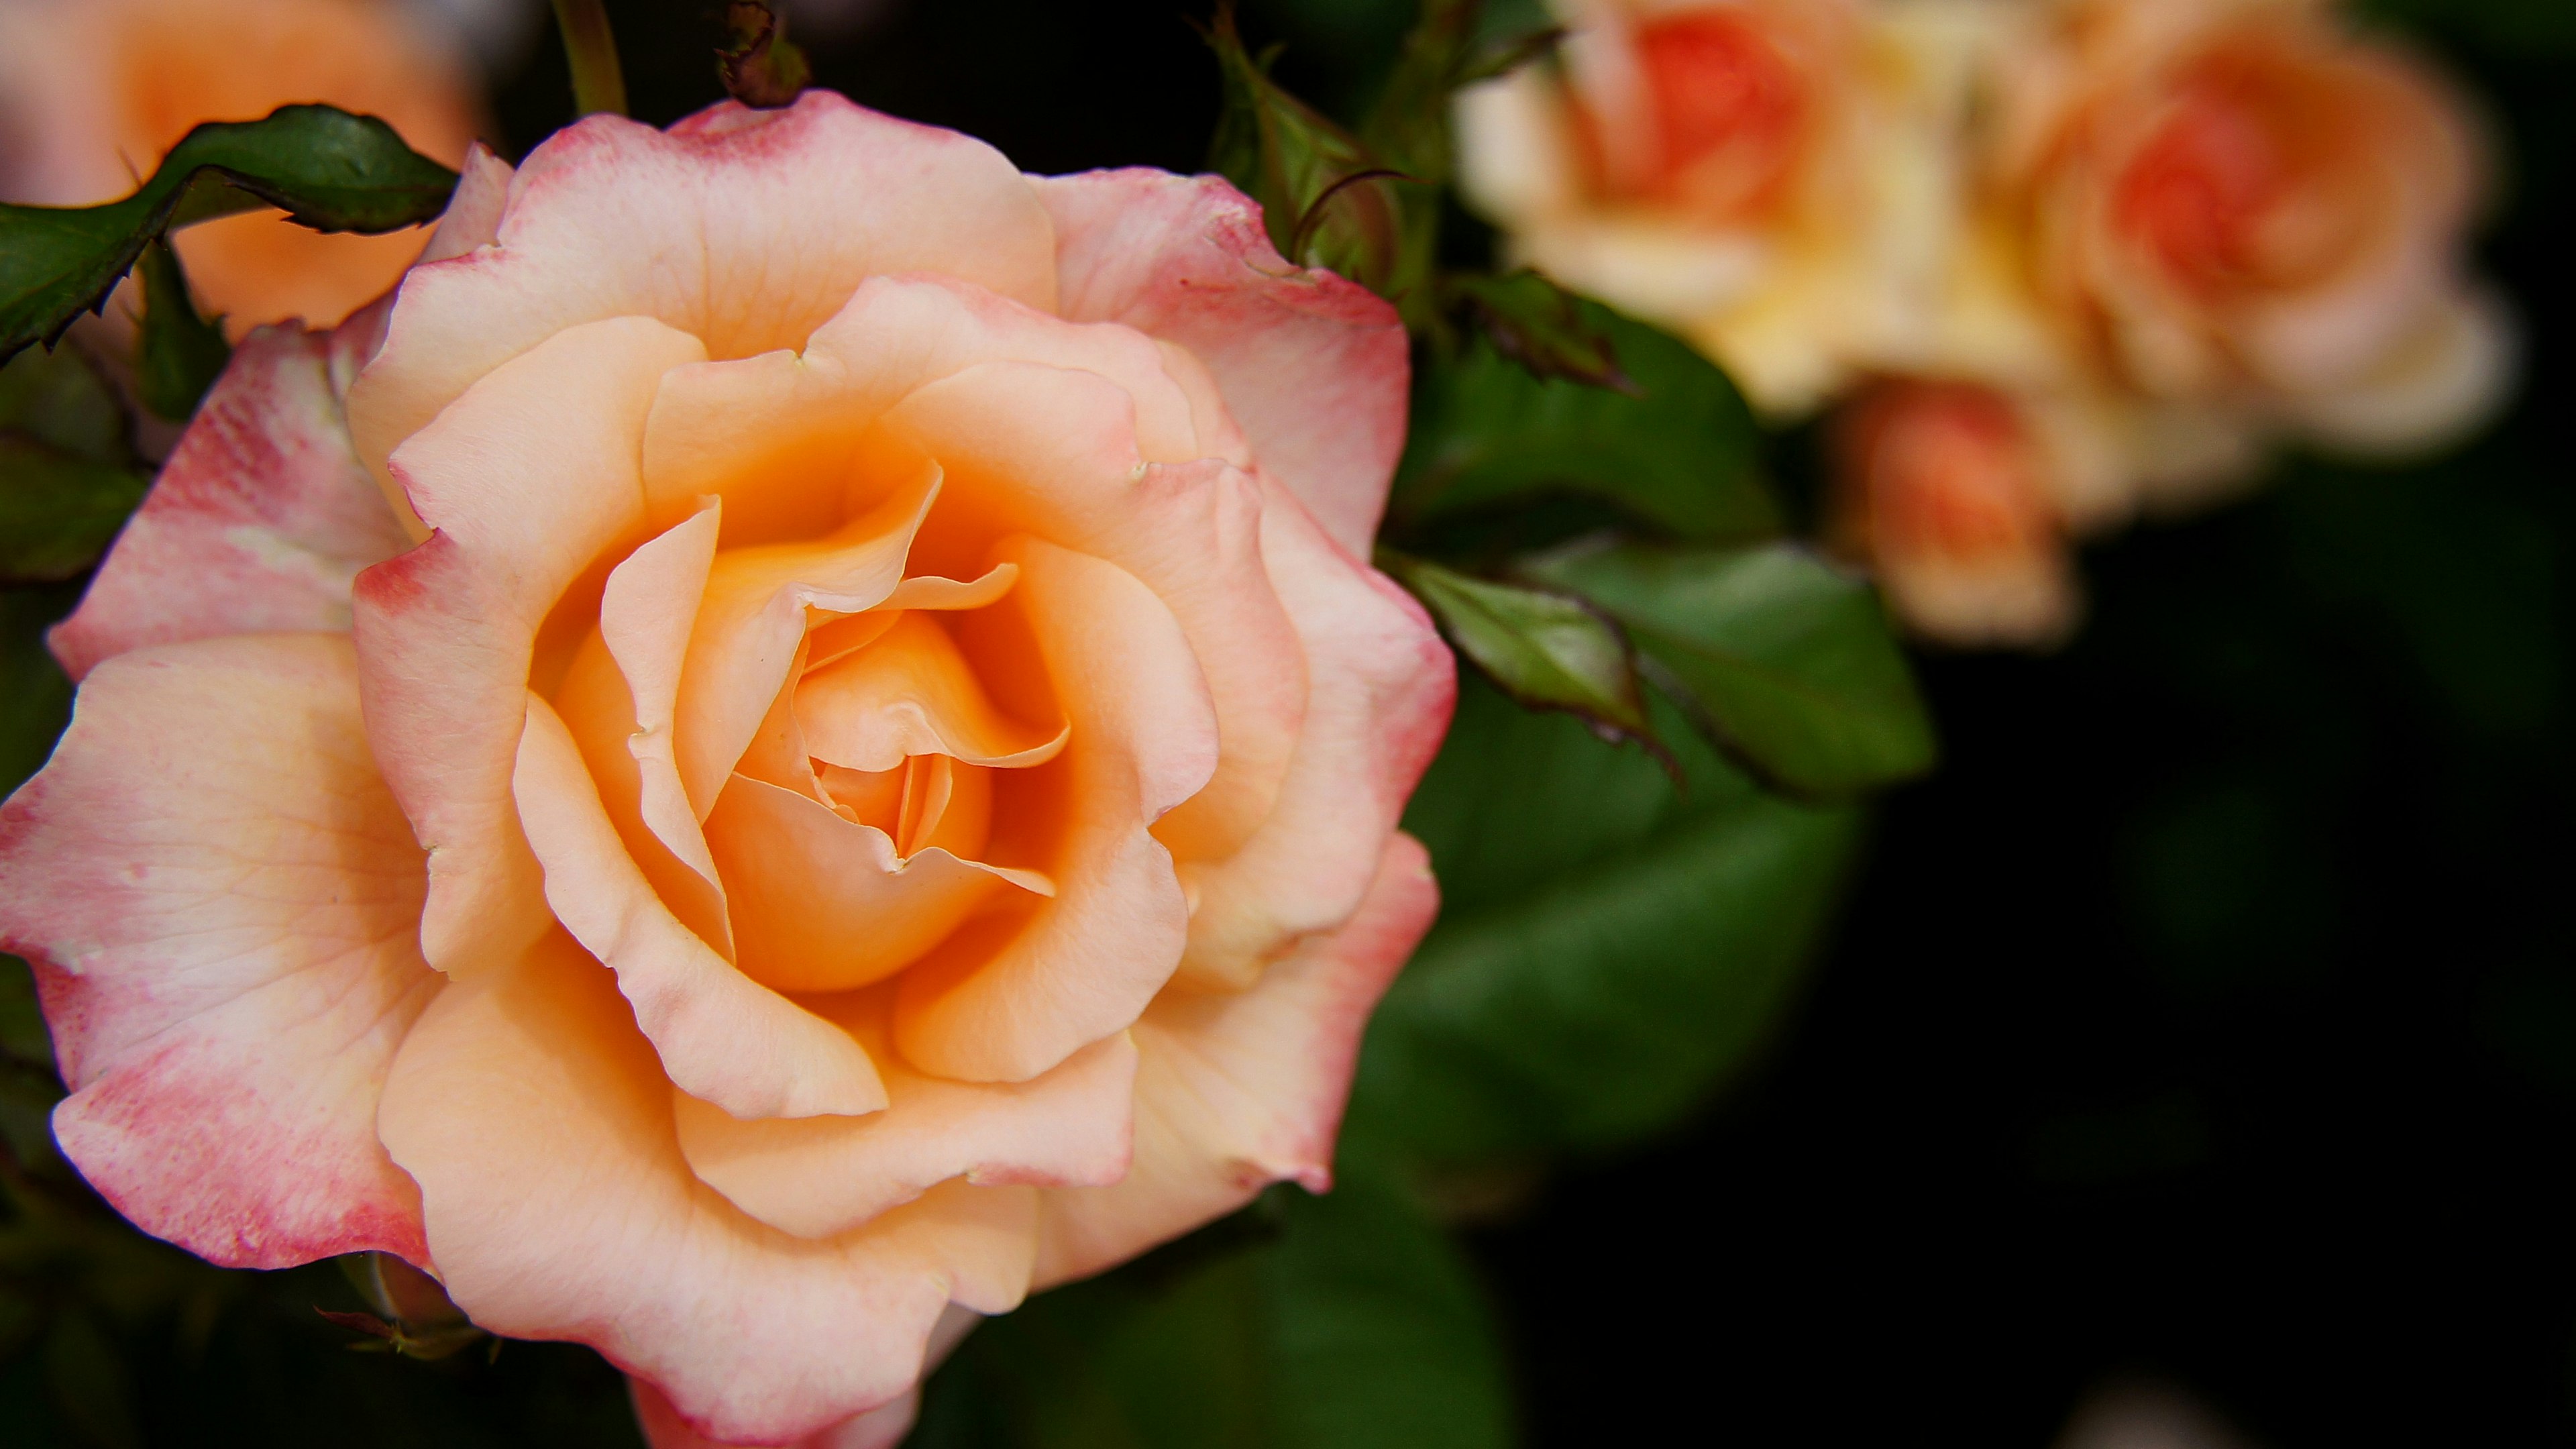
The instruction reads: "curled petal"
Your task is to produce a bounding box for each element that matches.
[674,994,1133,1239]
[1035,833,1438,1286]
[516,694,886,1120]
[378,934,1037,1446]
[0,634,436,1268]
[1031,168,1409,557]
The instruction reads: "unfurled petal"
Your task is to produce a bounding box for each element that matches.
[629,1307,979,1449]
[516,694,886,1120]
[352,317,708,979]
[1032,169,1409,558]
[1034,833,1437,1287]
[675,993,1132,1239]
[894,538,1215,1083]
[378,934,1037,1445]
[0,634,436,1267]
[347,94,1061,492]
[51,325,412,680]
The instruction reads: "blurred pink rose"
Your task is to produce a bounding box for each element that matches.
[0,93,1452,1447]
[1830,378,2082,649]
[1998,0,2511,451]
[0,0,482,335]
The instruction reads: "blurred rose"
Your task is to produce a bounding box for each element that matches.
[0,0,480,334]
[1831,377,2083,648]
[0,94,1452,1447]
[1457,0,1999,414]
[1996,0,2511,453]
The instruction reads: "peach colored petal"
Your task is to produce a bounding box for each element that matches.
[50,324,412,681]
[796,612,1067,772]
[347,94,1060,492]
[1173,488,1454,990]
[638,272,1215,545]
[674,991,1133,1239]
[1034,833,1437,1287]
[704,774,1051,996]
[418,143,517,270]
[351,316,707,980]
[629,1308,979,1449]
[894,537,1216,1083]
[1030,168,1409,558]
[378,932,1037,1445]
[515,693,886,1120]
[0,634,436,1268]
[600,501,730,924]
[674,470,941,816]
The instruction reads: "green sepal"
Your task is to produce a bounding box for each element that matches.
[0,105,460,364]
[1444,269,1633,392]
[1380,548,1664,759]
[718,1,811,108]
[1526,540,1938,798]
[133,240,230,423]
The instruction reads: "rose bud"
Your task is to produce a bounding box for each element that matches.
[0,0,480,334]
[0,95,1453,1447]
[1830,377,2084,649]
[1454,0,1989,415]
[1994,0,2513,453]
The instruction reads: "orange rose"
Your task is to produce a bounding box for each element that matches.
[1996,0,2510,451]
[0,0,480,333]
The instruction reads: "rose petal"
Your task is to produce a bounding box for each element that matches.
[1173,489,1454,990]
[50,325,412,681]
[674,991,1132,1239]
[352,316,708,979]
[628,1308,979,1449]
[0,633,436,1268]
[893,537,1216,1083]
[1034,833,1438,1287]
[796,612,1067,772]
[378,932,1037,1445]
[515,693,887,1120]
[419,142,516,268]
[1030,168,1409,558]
[704,773,1052,996]
[347,93,1061,494]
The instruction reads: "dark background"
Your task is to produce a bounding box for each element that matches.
[496,0,2576,1441]
[7,1,2567,1444]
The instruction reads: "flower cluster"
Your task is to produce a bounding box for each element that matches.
[1458,0,2510,645]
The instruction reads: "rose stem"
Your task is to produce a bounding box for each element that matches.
[549,0,629,117]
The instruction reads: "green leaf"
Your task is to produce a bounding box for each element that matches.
[1392,297,1777,545]
[1526,541,1937,798]
[0,439,149,585]
[0,105,460,364]
[0,582,78,796]
[1379,550,1659,751]
[133,240,230,423]
[0,345,129,466]
[1444,270,1631,391]
[912,1171,1513,1449]
[1352,672,1864,1163]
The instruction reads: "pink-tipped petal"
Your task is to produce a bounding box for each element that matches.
[893,537,1216,1083]
[347,94,1060,492]
[50,325,412,681]
[1034,833,1437,1287]
[378,933,1037,1446]
[515,694,885,1120]
[1030,168,1409,557]
[418,143,516,268]
[674,994,1134,1239]
[0,633,437,1268]
[351,315,707,979]
[1175,488,1454,989]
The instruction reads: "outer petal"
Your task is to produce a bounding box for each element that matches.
[347,93,1061,499]
[1033,833,1438,1287]
[1173,490,1454,990]
[674,994,1134,1240]
[516,694,886,1120]
[378,932,1038,1446]
[629,1309,978,1449]
[1030,169,1409,558]
[0,634,437,1267]
[892,537,1216,1083]
[351,317,708,979]
[50,323,411,681]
